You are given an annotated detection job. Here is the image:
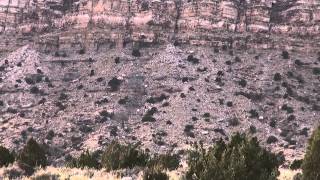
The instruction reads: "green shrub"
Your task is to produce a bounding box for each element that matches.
[132,49,141,57]
[143,168,168,180]
[186,133,280,180]
[0,146,15,167]
[282,50,289,59]
[108,77,122,91]
[148,153,180,171]
[142,107,157,122]
[101,141,149,171]
[302,126,320,180]
[67,150,100,169]
[18,138,47,169]
[290,159,303,170]
[313,67,320,75]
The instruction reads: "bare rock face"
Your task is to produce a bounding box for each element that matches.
[1,0,320,52]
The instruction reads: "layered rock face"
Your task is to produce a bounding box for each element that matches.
[0,0,320,168]
[1,0,320,53]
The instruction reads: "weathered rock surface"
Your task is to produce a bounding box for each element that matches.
[1,0,320,53]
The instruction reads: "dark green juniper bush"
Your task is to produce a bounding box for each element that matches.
[0,146,15,167]
[67,150,100,169]
[101,141,149,171]
[18,138,47,168]
[186,133,280,180]
[302,126,320,180]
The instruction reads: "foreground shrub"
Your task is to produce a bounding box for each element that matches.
[186,133,280,180]
[67,150,100,169]
[0,146,15,167]
[101,141,149,171]
[18,138,47,169]
[302,126,320,180]
[143,167,168,180]
[147,153,180,171]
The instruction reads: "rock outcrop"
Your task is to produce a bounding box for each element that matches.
[1,0,320,53]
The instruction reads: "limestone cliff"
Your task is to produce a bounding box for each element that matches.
[1,0,320,52]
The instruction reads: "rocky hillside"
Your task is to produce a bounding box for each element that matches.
[0,43,319,166]
[0,0,319,168]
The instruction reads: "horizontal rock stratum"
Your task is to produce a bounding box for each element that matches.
[0,0,320,171]
[1,0,320,52]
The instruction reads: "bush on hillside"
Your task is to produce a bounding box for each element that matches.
[101,141,149,171]
[313,67,320,75]
[67,150,100,169]
[18,138,47,169]
[108,77,122,92]
[142,107,157,122]
[132,49,141,57]
[186,133,280,180]
[302,126,320,179]
[0,146,15,167]
[282,50,289,59]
